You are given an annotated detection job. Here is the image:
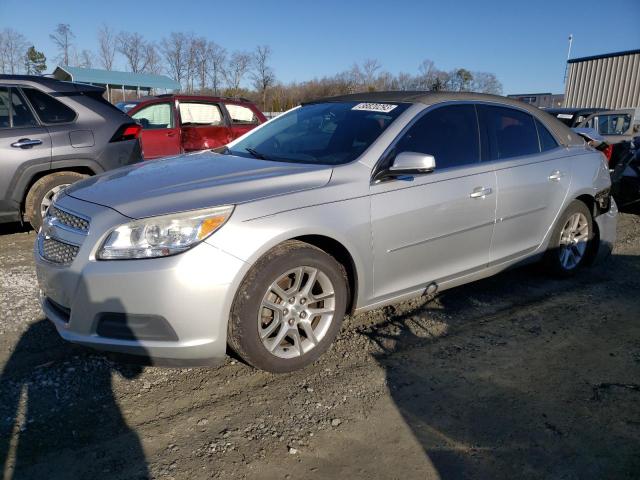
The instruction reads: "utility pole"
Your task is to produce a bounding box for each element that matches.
[563,34,573,84]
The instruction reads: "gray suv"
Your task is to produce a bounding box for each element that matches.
[0,75,142,230]
[35,92,617,372]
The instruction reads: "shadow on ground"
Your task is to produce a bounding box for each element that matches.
[0,307,149,479]
[363,254,640,479]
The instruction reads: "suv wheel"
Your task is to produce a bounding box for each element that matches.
[25,172,88,230]
[544,200,594,277]
[228,240,348,373]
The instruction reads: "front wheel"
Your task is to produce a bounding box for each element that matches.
[543,200,594,277]
[228,240,349,373]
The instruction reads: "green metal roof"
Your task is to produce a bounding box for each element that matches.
[53,65,180,90]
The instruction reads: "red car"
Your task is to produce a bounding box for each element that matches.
[122,95,267,159]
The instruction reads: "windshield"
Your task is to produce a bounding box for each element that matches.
[226,101,410,165]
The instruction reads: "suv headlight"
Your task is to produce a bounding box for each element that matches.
[97,205,233,260]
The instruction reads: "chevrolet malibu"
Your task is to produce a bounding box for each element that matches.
[35,92,617,372]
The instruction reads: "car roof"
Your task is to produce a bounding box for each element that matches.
[544,107,604,115]
[306,90,584,147]
[0,74,104,94]
[131,94,255,104]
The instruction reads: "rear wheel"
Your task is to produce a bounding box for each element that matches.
[228,240,348,373]
[24,171,88,231]
[544,200,594,277]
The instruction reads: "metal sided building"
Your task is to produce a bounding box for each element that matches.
[564,49,640,109]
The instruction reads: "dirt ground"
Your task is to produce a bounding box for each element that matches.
[0,214,639,480]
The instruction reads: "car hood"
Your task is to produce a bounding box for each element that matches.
[66,151,333,219]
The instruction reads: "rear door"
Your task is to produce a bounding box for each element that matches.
[130,101,181,159]
[224,103,262,141]
[177,101,231,151]
[370,104,496,299]
[0,86,51,218]
[477,104,571,262]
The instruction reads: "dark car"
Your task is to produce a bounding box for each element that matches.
[125,94,267,159]
[0,75,142,230]
[544,107,605,127]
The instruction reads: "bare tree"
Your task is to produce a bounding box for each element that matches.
[143,43,162,74]
[118,32,148,73]
[76,49,93,68]
[417,59,436,90]
[98,25,117,70]
[251,45,275,110]
[361,58,381,89]
[50,23,74,66]
[0,28,28,74]
[161,32,188,87]
[205,41,226,95]
[223,51,251,94]
[471,71,503,95]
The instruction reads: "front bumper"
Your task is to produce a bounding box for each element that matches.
[35,194,246,363]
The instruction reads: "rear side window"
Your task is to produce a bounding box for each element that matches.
[395,104,480,169]
[179,102,224,126]
[21,87,76,124]
[478,105,540,160]
[226,104,259,125]
[535,119,559,151]
[131,103,174,129]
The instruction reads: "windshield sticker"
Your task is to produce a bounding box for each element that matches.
[557,113,573,119]
[352,103,398,113]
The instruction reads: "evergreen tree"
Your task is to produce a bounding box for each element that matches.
[24,46,47,75]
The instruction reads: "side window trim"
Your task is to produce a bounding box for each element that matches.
[372,101,482,181]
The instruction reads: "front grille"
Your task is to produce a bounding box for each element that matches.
[49,206,89,232]
[40,237,79,265]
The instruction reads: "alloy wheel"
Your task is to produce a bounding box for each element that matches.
[258,266,336,359]
[40,184,70,219]
[558,212,589,270]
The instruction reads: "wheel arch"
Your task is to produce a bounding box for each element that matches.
[292,234,359,314]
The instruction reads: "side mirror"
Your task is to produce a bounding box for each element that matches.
[389,151,436,173]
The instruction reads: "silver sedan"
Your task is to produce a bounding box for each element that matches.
[34,92,617,372]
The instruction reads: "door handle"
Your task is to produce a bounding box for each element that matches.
[469,186,493,199]
[11,138,42,148]
[548,170,564,181]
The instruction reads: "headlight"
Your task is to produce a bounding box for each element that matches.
[97,205,233,260]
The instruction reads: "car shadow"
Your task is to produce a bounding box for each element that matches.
[0,222,32,236]
[362,253,640,479]
[0,296,150,479]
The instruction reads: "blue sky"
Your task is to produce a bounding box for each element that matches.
[1,0,638,94]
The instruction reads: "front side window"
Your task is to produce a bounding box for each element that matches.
[226,104,258,125]
[0,88,9,128]
[21,87,76,124]
[132,103,174,129]
[179,102,224,126]
[478,105,540,160]
[393,104,480,169]
[227,101,409,165]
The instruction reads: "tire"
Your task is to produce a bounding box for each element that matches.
[228,240,349,373]
[24,171,88,231]
[543,200,594,277]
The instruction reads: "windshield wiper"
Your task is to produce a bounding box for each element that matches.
[245,147,271,160]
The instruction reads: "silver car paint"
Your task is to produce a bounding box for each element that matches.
[34,100,617,362]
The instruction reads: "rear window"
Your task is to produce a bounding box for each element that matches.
[179,102,224,126]
[21,87,76,124]
[587,114,632,135]
[226,104,259,125]
[535,119,559,152]
[478,105,540,160]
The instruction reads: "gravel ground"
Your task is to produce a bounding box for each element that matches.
[0,215,639,480]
